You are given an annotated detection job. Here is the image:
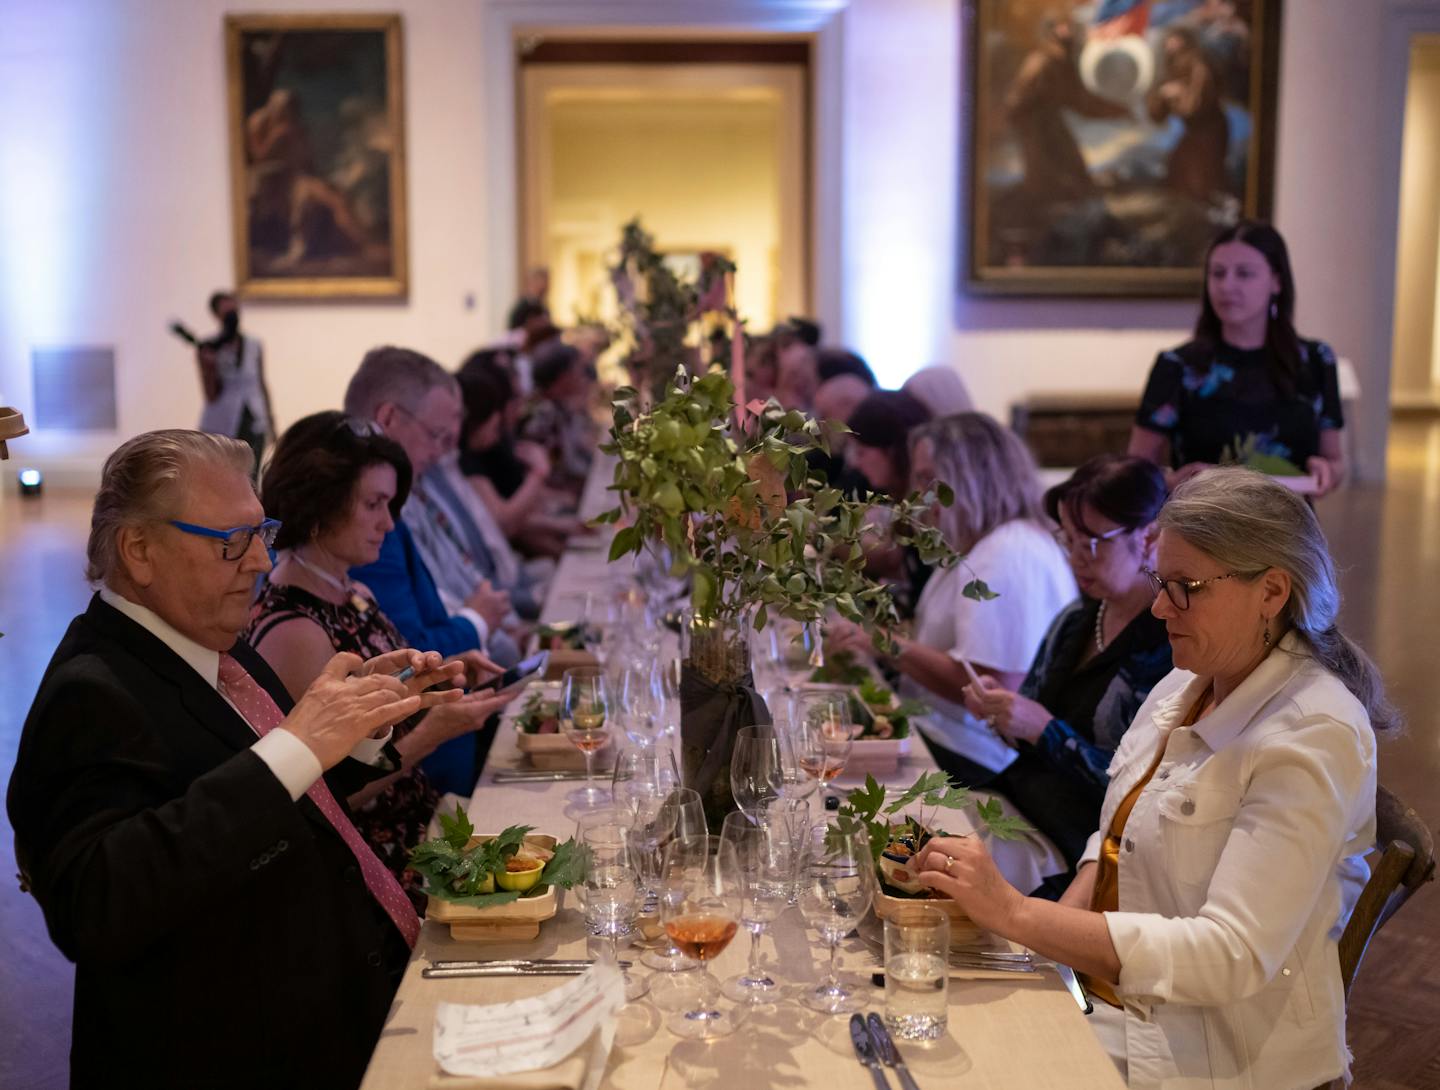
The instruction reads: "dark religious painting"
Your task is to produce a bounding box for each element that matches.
[226,15,407,298]
[965,0,1281,296]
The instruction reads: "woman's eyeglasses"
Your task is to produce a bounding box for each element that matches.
[1142,568,1250,611]
[1052,524,1131,559]
[169,518,282,561]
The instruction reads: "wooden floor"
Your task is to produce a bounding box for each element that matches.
[1,422,1437,1089]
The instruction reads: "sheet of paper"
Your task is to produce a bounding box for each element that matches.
[433,961,624,1086]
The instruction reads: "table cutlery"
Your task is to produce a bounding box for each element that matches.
[849,1013,893,1090]
[866,1012,923,1090]
[423,958,631,979]
[430,958,605,969]
[491,769,595,783]
[1051,962,1093,1014]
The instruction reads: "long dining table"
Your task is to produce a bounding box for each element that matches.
[359,462,1126,1090]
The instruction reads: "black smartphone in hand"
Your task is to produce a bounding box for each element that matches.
[470,651,550,693]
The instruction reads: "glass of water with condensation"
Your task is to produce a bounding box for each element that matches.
[883,904,950,1040]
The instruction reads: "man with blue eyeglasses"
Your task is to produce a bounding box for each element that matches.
[8,429,464,1088]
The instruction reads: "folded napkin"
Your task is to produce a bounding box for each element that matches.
[432,963,623,1090]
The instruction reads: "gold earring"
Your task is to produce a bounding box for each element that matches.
[1262,618,1272,649]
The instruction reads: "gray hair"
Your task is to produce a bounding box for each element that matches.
[343,345,456,420]
[909,412,1047,553]
[87,429,254,584]
[1159,468,1398,732]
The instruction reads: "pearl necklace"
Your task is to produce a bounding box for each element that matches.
[1094,600,1108,653]
[292,550,371,614]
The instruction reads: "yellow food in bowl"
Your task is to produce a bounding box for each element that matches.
[496,857,545,893]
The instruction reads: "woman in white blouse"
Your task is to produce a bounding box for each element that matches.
[829,412,1076,786]
[913,468,1394,1090]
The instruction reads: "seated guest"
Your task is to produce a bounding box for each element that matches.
[845,390,933,499]
[248,412,514,906]
[460,349,580,559]
[518,340,596,500]
[745,335,781,404]
[7,429,461,1088]
[775,340,820,411]
[960,454,1173,874]
[1129,220,1346,496]
[810,372,876,498]
[345,346,516,793]
[815,347,877,387]
[902,363,974,418]
[828,413,1077,787]
[912,468,1390,1090]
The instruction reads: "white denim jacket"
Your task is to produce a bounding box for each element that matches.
[1082,632,1376,1090]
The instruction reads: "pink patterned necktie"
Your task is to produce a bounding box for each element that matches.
[217,653,421,948]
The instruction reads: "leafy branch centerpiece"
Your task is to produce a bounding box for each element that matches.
[597,364,961,824]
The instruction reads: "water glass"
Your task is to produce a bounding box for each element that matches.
[883,904,950,1040]
[577,816,648,1001]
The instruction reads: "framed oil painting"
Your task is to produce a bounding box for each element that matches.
[225,14,407,299]
[966,0,1282,296]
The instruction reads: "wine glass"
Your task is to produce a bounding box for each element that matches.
[798,821,875,1014]
[794,689,854,800]
[562,667,610,807]
[718,810,794,1004]
[612,661,664,747]
[643,788,706,976]
[659,834,743,1039]
[773,719,819,805]
[577,816,648,1001]
[729,726,783,818]
[612,746,682,825]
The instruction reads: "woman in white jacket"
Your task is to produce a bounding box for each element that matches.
[914,468,1396,1089]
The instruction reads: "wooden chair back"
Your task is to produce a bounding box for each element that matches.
[1338,785,1436,996]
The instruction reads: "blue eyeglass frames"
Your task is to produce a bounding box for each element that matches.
[168,518,282,561]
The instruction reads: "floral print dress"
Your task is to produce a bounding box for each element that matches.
[1135,337,1344,469]
[246,582,438,913]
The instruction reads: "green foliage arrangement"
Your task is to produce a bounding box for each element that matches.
[610,219,735,403]
[597,366,988,684]
[408,806,585,908]
[835,771,1032,878]
[1221,433,1306,477]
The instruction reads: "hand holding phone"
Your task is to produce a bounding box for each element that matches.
[471,651,550,693]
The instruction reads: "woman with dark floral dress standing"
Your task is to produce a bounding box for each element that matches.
[246,411,513,910]
[1129,221,1346,498]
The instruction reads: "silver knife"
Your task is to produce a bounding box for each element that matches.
[1052,963,1093,1014]
[849,1013,893,1090]
[491,770,592,782]
[431,958,599,969]
[866,1013,923,1090]
[423,965,585,979]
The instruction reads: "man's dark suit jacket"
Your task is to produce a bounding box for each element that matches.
[7,595,409,1089]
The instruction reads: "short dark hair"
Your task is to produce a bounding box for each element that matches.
[507,299,549,331]
[208,291,235,316]
[816,348,876,387]
[847,390,931,487]
[260,411,412,551]
[531,341,580,391]
[1044,454,1168,537]
[782,316,821,346]
[458,363,513,446]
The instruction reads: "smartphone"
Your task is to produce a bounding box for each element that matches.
[472,650,550,693]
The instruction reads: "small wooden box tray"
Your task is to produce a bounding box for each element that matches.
[425,833,560,942]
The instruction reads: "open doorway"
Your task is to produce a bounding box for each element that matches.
[1391,34,1440,413]
[517,39,811,334]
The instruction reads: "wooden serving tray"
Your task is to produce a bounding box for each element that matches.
[425,833,560,942]
[873,888,985,946]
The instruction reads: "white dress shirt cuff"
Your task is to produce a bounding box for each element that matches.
[456,607,490,648]
[349,728,396,766]
[252,728,323,802]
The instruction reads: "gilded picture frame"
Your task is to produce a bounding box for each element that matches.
[225,13,408,299]
[965,0,1282,297]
